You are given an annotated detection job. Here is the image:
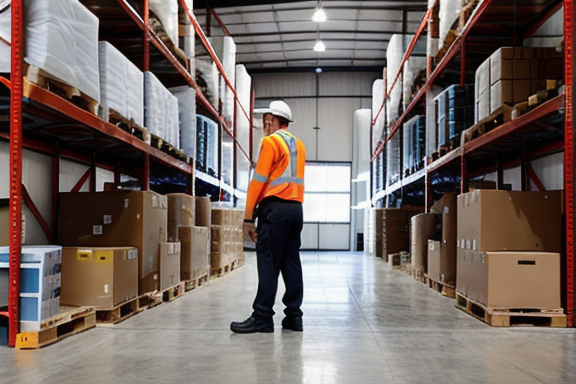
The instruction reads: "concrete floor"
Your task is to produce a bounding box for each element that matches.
[2,251,576,384]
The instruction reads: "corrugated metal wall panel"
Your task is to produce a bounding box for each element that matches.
[318,98,359,161]
[318,72,378,97]
[59,160,90,192]
[282,97,317,160]
[252,72,317,98]
[301,223,318,249]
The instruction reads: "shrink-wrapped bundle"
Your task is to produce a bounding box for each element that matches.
[195,57,219,108]
[386,134,401,187]
[170,86,197,158]
[371,79,385,150]
[149,0,179,48]
[24,0,100,102]
[438,0,461,49]
[426,86,443,159]
[0,4,9,73]
[144,72,179,146]
[235,64,252,193]
[99,42,144,126]
[403,56,426,109]
[211,36,237,124]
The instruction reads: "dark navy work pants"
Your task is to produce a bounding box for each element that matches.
[252,198,304,322]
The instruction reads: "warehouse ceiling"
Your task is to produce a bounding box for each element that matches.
[194,0,428,72]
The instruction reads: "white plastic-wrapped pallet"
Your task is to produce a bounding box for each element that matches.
[386,34,411,125]
[195,57,219,108]
[98,42,144,126]
[426,85,443,160]
[371,79,385,151]
[170,86,197,159]
[149,0,179,48]
[438,0,462,49]
[235,64,252,193]
[386,134,401,187]
[211,36,237,124]
[24,0,100,102]
[144,71,179,147]
[0,3,10,73]
[403,56,427,109]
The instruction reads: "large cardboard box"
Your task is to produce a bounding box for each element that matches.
[159,242,181,290]
[456,190,562,253]
[192,226,210,276]
[58,191,168,295]
[381,207,423,261]
[457,250,560,310]
[61,246,138,309]
[429,192,457,284]
[178,225,210,280]
[167,193,195,241]
[410,213,437,273]
[195,196,212,227]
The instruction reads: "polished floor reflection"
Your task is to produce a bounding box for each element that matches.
[2,251,576,384]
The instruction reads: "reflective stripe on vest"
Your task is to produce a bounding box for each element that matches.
[269,131,304,187]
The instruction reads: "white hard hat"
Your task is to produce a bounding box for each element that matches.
[265,100,293,122]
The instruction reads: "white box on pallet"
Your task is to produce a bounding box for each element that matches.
[24,0,100,102]
[170,86,197,158]
[144,71,179,148]
[99,42,144,126]
[149,0,179,48]
[0,246,62,332]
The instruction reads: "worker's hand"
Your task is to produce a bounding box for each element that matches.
[243,221,257,243]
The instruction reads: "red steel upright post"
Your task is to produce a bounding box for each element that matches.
[564,0,575,327]
[9,0,23,348]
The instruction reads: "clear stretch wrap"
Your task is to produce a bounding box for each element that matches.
[195,56,219,108]
[426,85,443,159]
[211,36,237,124]
[386,133,401,187]
[149,0,179,48]
[371,79,385,150]
[0,4,10,72]
[24,0,100,102]
[439,0,461,49]
[144,71,179,147]
[170,86,197,159]
[403,56,427,109]
[235,64,252,192]
[99,42,144,126]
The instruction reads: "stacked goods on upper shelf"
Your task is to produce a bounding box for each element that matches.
[403,55,427,110]
[170,86,197,159]
[144,71,180,148]
[425,86,443,163]
[98,42,144,128]
[456,190,562,310]
[211,36,237,126]
[0,246,62,332]
[196,114,219,176]
[60,247,138,309]
[371,79,385,149]
[437,0,462,57]
[402,115,426,175]
[58,191,168,295]
[0,4,9,73]
[475,47,563,124]
[178,1,196,75]
[149,0,179,51]
[435,84,474,152]
[24,0,100,105]
[195,35,220,109]
[235,64,253,193]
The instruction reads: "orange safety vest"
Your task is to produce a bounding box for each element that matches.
[244,130,305,220]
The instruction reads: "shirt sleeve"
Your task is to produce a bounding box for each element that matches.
[244,137,277,220]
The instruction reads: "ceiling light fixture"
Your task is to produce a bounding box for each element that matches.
[312,0,326,22]
[314,40,325,52]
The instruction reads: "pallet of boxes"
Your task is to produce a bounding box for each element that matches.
[455,189,566,327]
[211,206,244,278]
[187,196,211,289]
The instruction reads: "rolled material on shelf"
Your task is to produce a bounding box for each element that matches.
[149,0,179,48]
[99,42,144,126]
[403,56,427,109]
[170,86,197,159]
[211,36,237,124]
[144,71,179,148]
[0,4,10,73]
[24,0,100,102]
[371,79,385,149]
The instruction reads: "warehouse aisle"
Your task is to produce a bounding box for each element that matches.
[2,251,576,384]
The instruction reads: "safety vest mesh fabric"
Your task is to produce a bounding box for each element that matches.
[269,131,303,187]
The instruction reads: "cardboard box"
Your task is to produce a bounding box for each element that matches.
[427,240,443,282]
[476,92,490,122]
[457,250,560,310]
[58,191,168,295]
[192,226,210,277]
[381,207,424,261]
[167,193,195,241]
[159,242,181,291]
[490,79,531,113]
[195,196,212,227]
[429,192,457,283]
[410,213,437,273]
[475,58,491,97]
[61,246,138,309]
[457,190,562,253]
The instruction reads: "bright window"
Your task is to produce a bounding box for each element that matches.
[303,162,351,223]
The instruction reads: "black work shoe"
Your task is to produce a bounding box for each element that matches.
[282,316,303,332]
[230,317,274,333]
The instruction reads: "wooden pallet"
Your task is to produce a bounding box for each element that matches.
[211,259,240,278]
[102,107,149,143]
[16,306,96,349]
[455,292,566,327]
[24,65,99,115]
[162,281,186,302]
[425,275,456,298]
[410,268,426,284]
[150,134,189,162]
[96,296,142,325]
[462,104,512,144]
[185,272,209,292]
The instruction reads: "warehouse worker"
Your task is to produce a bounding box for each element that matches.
[231,100,306,333]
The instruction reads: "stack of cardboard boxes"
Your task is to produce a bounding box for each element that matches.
[211,207,244,272]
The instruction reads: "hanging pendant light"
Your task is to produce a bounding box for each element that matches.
[314,40,326,52]
[312,0,327,22]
